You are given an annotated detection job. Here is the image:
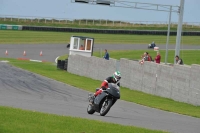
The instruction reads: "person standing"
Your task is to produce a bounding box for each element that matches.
[154,52,161,64]
[175,55,184,65]
[103,49,109,60]
[79,45,85,50]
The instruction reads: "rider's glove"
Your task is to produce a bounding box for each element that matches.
[101,86,107,90]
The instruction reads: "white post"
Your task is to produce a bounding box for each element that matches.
[175,0,185,63]
[165,6,172,65]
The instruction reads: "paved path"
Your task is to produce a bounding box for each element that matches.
[0,44,200,133]
[0,44,199,62]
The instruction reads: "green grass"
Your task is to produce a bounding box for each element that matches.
[58,54,68,60]
[0,30,200,44]
[1,58,200,118]
[93,49,200,65]
[0,106,167,133]
[1,19,200,31]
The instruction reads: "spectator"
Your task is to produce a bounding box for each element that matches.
[175,55,184,65]
[79,45,85,50]
[103,49,109,60]
[154,51,161,64]
[139,52,148,64]
[146,52,152,61]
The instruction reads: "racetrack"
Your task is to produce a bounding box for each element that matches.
[0,44,200,133]
[0,44,200,62]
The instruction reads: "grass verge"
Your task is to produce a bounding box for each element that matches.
[0,106,167,133]
[1,58,200,118]
[0,30,200,44]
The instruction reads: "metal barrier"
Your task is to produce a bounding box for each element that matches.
[22,25,200,36]
[0,24,22,30]
[1,14,200,28]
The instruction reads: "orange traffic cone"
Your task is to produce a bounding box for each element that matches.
[23,51,26,56]
[40,51,43,56]
[5,50,8,55]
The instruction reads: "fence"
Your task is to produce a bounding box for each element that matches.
[67,54,200,106]
[1,14,200,28]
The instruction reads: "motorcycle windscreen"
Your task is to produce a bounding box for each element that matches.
[107,83,120,99]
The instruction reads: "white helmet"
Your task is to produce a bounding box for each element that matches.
[113,71,121,82]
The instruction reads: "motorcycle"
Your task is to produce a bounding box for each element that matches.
[87,83,120,116]
[148,42,156,49]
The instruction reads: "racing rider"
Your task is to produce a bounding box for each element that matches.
[90,71,121,103]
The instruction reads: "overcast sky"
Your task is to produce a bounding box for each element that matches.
[0,0,199,23]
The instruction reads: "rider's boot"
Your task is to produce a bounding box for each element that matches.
[90,95,95,104]
[89,93,95,104]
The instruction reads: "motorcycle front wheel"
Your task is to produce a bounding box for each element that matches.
[100,99,113,116]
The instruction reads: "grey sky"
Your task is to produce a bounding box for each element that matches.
[0,0,199,23]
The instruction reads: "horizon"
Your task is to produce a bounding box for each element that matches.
[0,0,199,23]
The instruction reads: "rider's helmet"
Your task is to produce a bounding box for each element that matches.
[112,71,121,82]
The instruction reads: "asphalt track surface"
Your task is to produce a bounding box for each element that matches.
[0,44,200,62]
[0,44,200,133]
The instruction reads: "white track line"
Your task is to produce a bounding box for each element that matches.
[0,60,9,63]
[55,56,59,64]
[30,59,42,62]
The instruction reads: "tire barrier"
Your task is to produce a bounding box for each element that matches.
[22,25,200,36]
[64,59,68,70]
[0,24,22,30]
[57,59,68,70]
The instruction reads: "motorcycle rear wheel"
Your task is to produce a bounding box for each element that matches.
[87,104,95,114]
[100,99,113,116]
